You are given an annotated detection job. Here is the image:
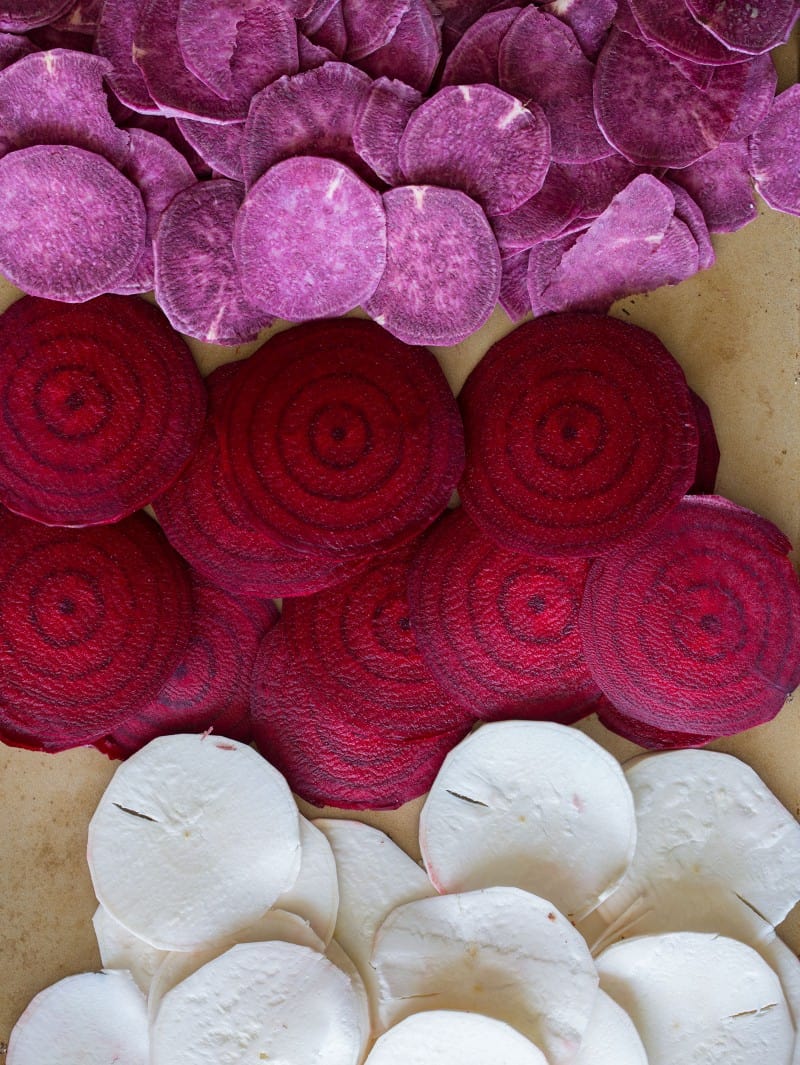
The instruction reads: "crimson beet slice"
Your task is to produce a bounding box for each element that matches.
[688,390,721,495]
[0,509,192,752]
[0,295,206,527]
[217,318,464,560]
[597,701,713,750]
[407,508,603,722]
[580,495,800,737]
[458,313,698,558]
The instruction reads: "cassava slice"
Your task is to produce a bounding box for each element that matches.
[0,510,192,752]
[685,0,799,55]
[275,818,340,945]
[579,496,800,735]
[352,76,422,187]
[420,721,636,918]
[372,887,599,1065]
[92,905,168,994]
[356,0,442,93]
[750,85,800,217]
[407,508,602,720]
[575,990,648,1065]
[87,734,301,951]
[0,295,205,526]
[365,1011,549,1065]
[458,313,698,558]
[217,318,463,559]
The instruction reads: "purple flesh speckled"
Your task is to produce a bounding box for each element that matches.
[353,76,421,186]
[749,84,800,217]
[357,0,442,93]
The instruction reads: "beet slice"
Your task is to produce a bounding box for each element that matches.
[669,141,756,233]
[398,83,551,216]
[175,119,244,181]
[407,507,603,722]
[364,185,501,346]
[458,313,698,558]
[341,0,410,60]
[96,0,159,114]
[750,85,800,217]
[0,30,37,68]
[0,509,191,752]
[234,156,387,321]
[0,144,146,303]
[356,0,442,94]
[626,0,743,65]
[154,179,271,346]
[597,701,713,750]
[217,318,464,559]
[0,0,71,30]
[0,295,205,527]
[352,76,421,186]
[579,495,800,736]
[688,391,720,495]
[540,0,617,59]
[440,7,520,87]
[685,0,799,55]
[96,579,278,759]
[499,250,532,323]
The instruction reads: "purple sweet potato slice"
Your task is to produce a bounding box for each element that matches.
[685,0,799,55]
[597,702,713,750]
[352,76,422,186]
[540,0,617,59]
[525,233,581,316]
[0,30,37,68]
[593,28,752,168]
[251,623,471,810]
[0,50,129,166]
[234,156,386,321]
[749,84,800,217]
[241,62,375,188]
[459,313,698,558]
[663,179,715,270]
[554,153,643,219]
[398,83,551,216]
[279,0,316,16]
[299,0,339,35]
[341,0,410,60]
[0,294,205,526]
[723,52,777,142]
[364,185,501,346]
[154,179,271,345]
[407,507,603,721]
[96,579,278,759]
[175,118,244,181]
[440,6,520,86]
[499,249,531,322]
[499,7,613,164]
[217,318,464,559]
[51,0,102,33]
[123,112,212,177]
[688,389,720,494]
[432,0,511,41]
[309,1,346,56]
[0,509,192,752]
[356,0,442,93]
[96,0,158,114]
[0,144,146,302]
[627,0,743,65]
[176,0,298,101]
[0,0,70,30]
[580,495,800,736]
[297,31,337,68]
[491,166,582,253]
[669,140,756,233]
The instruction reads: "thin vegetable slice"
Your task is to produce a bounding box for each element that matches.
[499,250,532,322]
[440,8,520,87]
[357,0,442,94]
[685,0,799,55]
[575,990,648,1065]
[87,734,301,951]
[579,496,800,735]
[0,0,70,29]
[541,0,617,59]
[275,817,340,945]
[352,76,422,187]
[597,702,713,749]
[175,118,244,181]
[664,181,715,272]
[0,30,37,68]
[365,1011,549,1065]
[341,0,410,59]
[96,0,158,113]
[626,0,743,65]
[688,389,720,493]
[491,166,583,253]
[750,85,800,217]
[92,905,168,994]
[670,141,757,233]
[724,52,778,142]
[458,313,698,558]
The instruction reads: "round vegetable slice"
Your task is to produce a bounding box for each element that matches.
[687,389,720,493]
[420,722,636,919]
[597,701,713,750]
[440,8,521,88]
[0,144,146,302]
[96,0,158,113]
[0,30,37,68]
[341,0,410,59]
[365,1011,549,1065]
[217,318,464,559]
[87,734,301,951]
[685,0,799,55]
[579,496,800,735]
[670,141,758,233]
[92,905,168,995]
[7,970,148,1065]
[750,85,800,218]
[575,990,647,1065]
[0,294,206,526]
[0,0,71,30]
[275,817,340,945]
[174,117,244,181]
[458,313,698,557]
[356,0,442,94]
[352,76,422,187]
[627,0,743,65]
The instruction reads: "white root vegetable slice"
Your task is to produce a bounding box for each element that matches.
[315,818,435,1026]
[151,941,364,1065]
[598,749,800,928]
[92,905,168,994]
[275,816,340,945]
[364,1010,549,1065]
[8,969,148,1065]
[597,932,795,1065]
[420,721,637,920]
[87,734,301,951]
[326,939,373,1063]
[371,886,598,1065]
[575,990,647,1065]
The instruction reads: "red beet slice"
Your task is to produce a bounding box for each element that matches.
[597,701,713,750]
[688,390,720,495]
[407,507,603,722]
[251,623,471,810]
[685,0,799,55]
[175,119,244,181]
[499,249,531,323]
[0,295,206,527]
[234,156,387,321]
[540,0,617,59]
[440,7,520,87]
[352,76,422,186]
[750,85,800,217]
[669,141,757,233]
[579,495,800,736]
[399,83,551,216]
[626,0,743,65]
[0,509,192,752]
[96,578,278,759]
[357,0,442,94]
[664,179,715,271]
[341,0,409,60]
[458,313,698,558]
[0,30,37,68]
[0,0,70,30]
[96,0,159,114]
[490,167,583,253]
[364,184,501,346]
[0,144,146,303]
[217,318,464,560]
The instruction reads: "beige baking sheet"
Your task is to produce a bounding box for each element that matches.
[0,43,798,1050]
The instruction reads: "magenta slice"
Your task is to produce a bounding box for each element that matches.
[459,313,698,558]
[364,185,501,346]
[688,390,720,494]
[217,318,464,559]
[0,144,146,302]
[440,7,520,87]
[724,53,777,143]
[526,233,581,316]
[352,76,422,186]
[580,495,800,736]
[96,0,158,114]
[598,702,713,750]
[341,0,410,59]
[491,167,582,253]
[663,179,715,271]
[0,509,191,753]
[685,0,799,55]
[555,154,643,219]
[0,295,206,527]
[399,83,551,216]
[0,30,37,68]
[540,0,617,59]
[499,250,531,323]
[297,30,337,68]
[407,507,603,722]
[0,0,71,30]
[299,0,339,35]
[175,119,244,181]
[357,0,442,93]
[308,2,346,56]
[749,85,800,217]
[627,0,743,65]
[96,579,278,759]
[432,0,511,41]
[235,156,387,321]
[51,0,102,32]
[669,140,756,233]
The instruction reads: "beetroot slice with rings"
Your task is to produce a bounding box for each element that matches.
[217,318,464,560]
[579,495,800,737]
[597,700,714,750]
[458,313,698,558]
[688,390,721,494]
[407,507,604,722]
[0,295,206,528]
[0,509,192,753]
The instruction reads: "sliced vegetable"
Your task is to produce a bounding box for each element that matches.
[92,905,168,994]
[685,0,799,55]
[688,389,720,493]
[95,0,157,113]
[440,8,520,87]
[352,76,421,186]
[357,0,442,93]
[174,118,245,181]
[575,990,647,1065]
[275,817,340,945]
[365,1011,549,1065]
[750,84,800,217]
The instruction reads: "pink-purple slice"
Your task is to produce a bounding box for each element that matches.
[96,0,159,113]
[440,7,520,87]
[356,0,442,93]
[749,84,800,217]
[352,76,421,186]
[684,0,799,55]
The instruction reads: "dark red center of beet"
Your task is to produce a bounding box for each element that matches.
[534,399,609,471]
[309,402,373,469]
[34,365,113,440]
